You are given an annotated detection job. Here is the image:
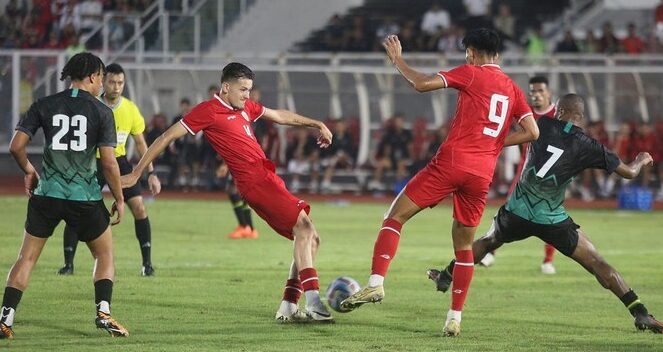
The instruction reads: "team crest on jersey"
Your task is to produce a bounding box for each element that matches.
[241,111,250,121]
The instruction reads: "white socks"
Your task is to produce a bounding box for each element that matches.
[304,290,321,306]
[97,301,110,314]
[447,309,462,322]
[368,274,384,287]
[1,307,15,326]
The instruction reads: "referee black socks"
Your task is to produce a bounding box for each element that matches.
[135,218,152,266]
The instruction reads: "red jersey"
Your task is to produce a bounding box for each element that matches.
[180,94,266,187]
[532,104,556,120]
[436,64,532,180]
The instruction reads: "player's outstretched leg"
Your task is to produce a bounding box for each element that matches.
[570,229,662,333]
[341,192,421,311]
[58,225,78,275]
[292,211,333,323]
[87,227,129,337]
[275,261,308,323]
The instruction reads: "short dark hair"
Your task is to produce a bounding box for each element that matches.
[221,62,255,83]
[529,76,549,86]
[180,98,191,105]
[558,93,584,115]
[105,63,125,76]
[461,28,500,57]
[60,52,105,81]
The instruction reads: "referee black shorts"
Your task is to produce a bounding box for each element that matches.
[493,205,580,257]
[25,195,110,242]
[97,156,142,200]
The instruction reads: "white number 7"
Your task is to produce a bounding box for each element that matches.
[536,145,564,178]
[483,94,509,138]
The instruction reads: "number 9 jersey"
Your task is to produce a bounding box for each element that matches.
[15,88,116,201]
[436,64,532,181]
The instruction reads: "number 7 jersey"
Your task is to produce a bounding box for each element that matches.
[436,64,532,180]
[506,117,620,224]
[15,88,116,201]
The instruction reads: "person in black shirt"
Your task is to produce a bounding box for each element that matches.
[428,94,663,333]
[1,52,128,338]
[368,115,413,191]
[320,119,357,193]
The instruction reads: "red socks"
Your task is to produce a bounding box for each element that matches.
[371,218,402,277]
[450,250,474,311]
[299,268,319,292]
[543,244,555,263]
[282,278,303,303]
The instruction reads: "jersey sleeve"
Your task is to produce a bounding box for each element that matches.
[130,103,146,135]
[511,86,533,122]
[98,107,117,148]
[437,64,474,90]
[244,99,266,122]
[15,103,41,138]
[581,136,621,174]
[180,102,212,135]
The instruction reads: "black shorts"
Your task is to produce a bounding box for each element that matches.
[493,205,580,256]
[25,195,110,242]
[97,156,142,200]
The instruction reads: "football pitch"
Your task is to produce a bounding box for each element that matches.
[0,196,661,351]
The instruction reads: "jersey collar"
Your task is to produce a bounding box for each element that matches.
[101,95,122,111]
[533,104,555,116]
[481,64,501,69]
[214,94,236,110]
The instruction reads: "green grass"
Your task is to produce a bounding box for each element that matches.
[0,196,662,351]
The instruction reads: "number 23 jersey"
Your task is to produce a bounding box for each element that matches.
[436,64,532,180]
[16,88,117,201]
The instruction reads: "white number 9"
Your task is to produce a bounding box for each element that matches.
[483,94,509,138]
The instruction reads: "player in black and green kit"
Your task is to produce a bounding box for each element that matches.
[0,53,129,339]
[427,94,663,333]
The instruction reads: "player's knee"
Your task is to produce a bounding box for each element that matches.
[131,202,147,218]
[294,214,314,236]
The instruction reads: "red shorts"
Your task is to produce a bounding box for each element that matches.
[238,160,310,240]
[405,160,491,227]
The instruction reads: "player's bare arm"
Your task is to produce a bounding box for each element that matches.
[9,130,39,197]
[261,108,332,148]
[99,146,124,225]
[503,114,539,146]
[132,133,161,195]
[614,152,654,179]
[382,34,446,92]
[122,122,189,188]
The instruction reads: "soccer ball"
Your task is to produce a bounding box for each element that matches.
[325,276,361,313]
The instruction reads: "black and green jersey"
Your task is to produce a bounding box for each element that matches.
[15,88,116,201]
[506,117,620,224]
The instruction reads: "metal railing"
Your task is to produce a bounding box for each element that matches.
[2,51,663,164]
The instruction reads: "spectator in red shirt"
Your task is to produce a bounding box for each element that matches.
[622,23,645,54]
[632,123,657,187]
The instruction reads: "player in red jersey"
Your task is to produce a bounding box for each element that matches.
[121,63,335,323]
[341,28,540,336]
[480,76,558,273]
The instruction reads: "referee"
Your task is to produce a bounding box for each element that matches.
[58,63,160,277]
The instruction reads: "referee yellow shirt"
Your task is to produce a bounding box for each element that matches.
[97,96,145,158]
